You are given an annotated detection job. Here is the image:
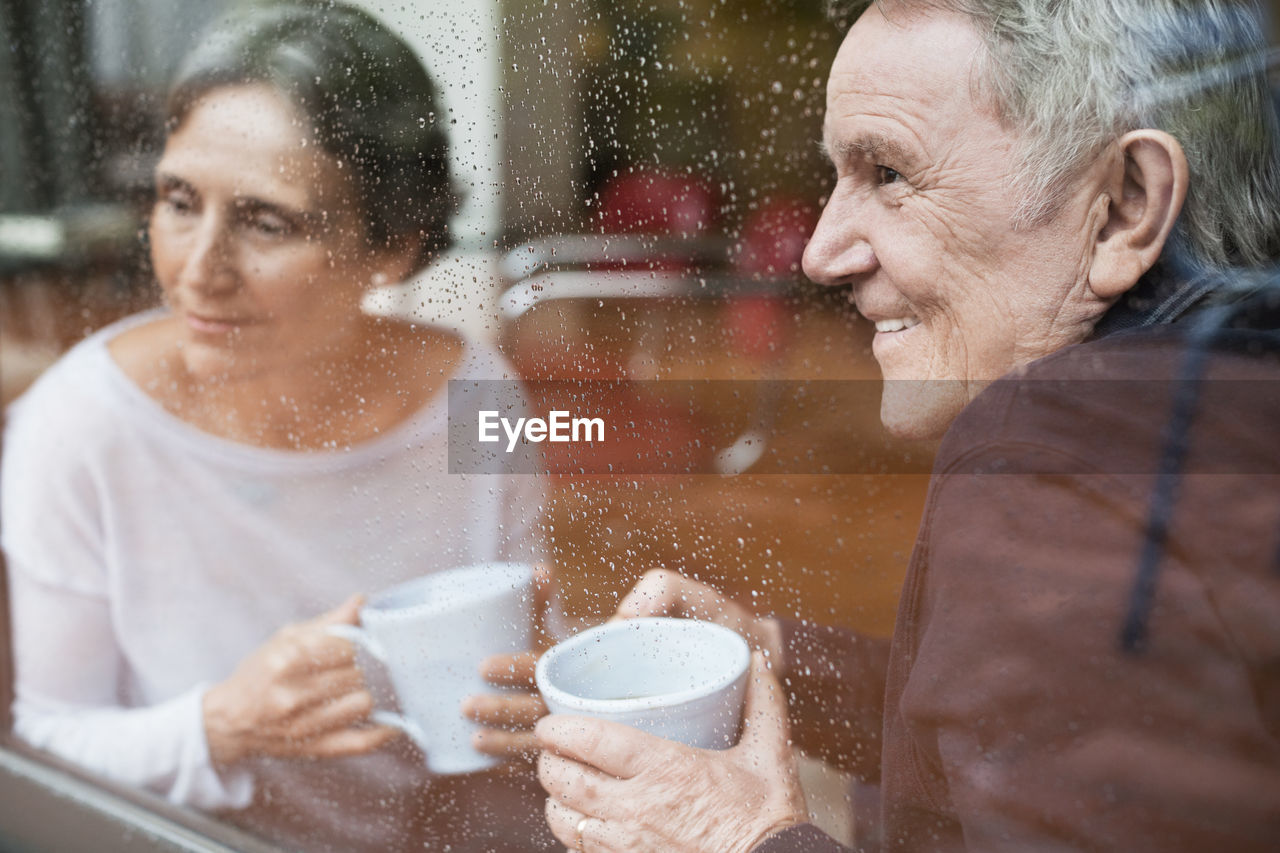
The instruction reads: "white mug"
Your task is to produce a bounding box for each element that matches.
[535,617,750,749]
[329,562,534,774]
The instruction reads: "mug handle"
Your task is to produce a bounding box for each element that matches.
[323,625,431,752]
[369,710,431,753]
[324,623,387,662]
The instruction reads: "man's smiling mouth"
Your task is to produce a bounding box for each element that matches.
[873,317,921,333]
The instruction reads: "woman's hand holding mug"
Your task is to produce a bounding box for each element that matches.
[465,564,554,762]
[202,594,397,767]
[464,650,547,761]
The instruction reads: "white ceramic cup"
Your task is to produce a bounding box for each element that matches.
[328,562,534,774]
[535,617,751,749]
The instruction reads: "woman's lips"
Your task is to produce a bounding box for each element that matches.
[186,312,254,335]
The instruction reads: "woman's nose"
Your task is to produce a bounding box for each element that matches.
[177,215,238,294]
[801,191,877,287]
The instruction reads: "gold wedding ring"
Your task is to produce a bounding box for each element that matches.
[575,816,591,851]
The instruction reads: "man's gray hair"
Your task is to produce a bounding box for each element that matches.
[828,0,1280,270]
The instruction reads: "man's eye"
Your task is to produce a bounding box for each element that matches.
[875,165,902,185]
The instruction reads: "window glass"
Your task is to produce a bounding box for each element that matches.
[3,1,1278,851]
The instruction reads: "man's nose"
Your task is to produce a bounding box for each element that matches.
[801,191,877,286]
[177,215,237,294]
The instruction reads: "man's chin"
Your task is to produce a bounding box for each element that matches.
[878,380,967,441]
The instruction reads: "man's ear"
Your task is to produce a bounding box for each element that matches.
[1088,129,1189,300]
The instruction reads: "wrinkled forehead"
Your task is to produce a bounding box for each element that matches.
[159,84,351,209]
[825,5,995,129]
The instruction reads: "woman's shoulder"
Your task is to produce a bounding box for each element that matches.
[3,313,167,477]
[454,332,522,380]
[378,318,514,373]
[377,319,520,402]
[10,314,146,415]
[9,310,176,426]
[105,311,184,391]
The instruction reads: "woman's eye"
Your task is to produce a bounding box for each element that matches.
[248,212,293,238]
[159,190,195,214]
[875,165,903,186]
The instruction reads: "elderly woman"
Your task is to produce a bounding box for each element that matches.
[2,2,551,851]
[535,0,1280,850]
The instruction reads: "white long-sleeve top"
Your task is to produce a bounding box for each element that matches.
[2,311,544,827]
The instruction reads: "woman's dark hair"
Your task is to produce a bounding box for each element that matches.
[167,0,459,271]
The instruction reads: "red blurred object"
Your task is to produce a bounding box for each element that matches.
[497,169,745,474]
[722,197,818,360]
[596,168,720,237]
[733,196,818,277]
[723,294,787,360]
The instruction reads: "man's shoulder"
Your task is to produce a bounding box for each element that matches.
[937,326,1280,477]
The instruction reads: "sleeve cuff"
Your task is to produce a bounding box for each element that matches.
[752,823,852,853]
[176,684,254,811]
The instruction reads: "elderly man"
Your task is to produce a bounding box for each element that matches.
[534,0,1280,850]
